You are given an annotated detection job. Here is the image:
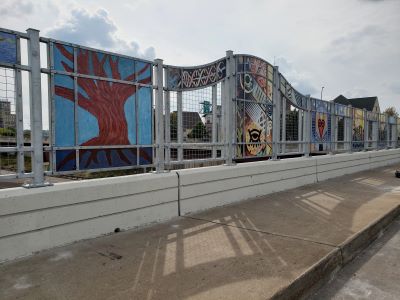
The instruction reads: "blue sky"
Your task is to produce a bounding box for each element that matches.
[1,0,399,112]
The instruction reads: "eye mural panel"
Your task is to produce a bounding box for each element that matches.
[52,43,153,172]
[236,55,273,158]
[311,99,331,152]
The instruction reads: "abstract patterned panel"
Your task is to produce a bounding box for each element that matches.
[167,59,226,90]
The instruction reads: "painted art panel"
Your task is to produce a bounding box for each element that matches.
[137,87,152,145]
[311,112,331,152]
[76,49,136,81]
[53,43,153,171]
[55,150,76,172]
[335,103,347,116]
[54,74,75,147]
[0,32,17,64]
[167,59,226,90]
[352,109,364,150]
[53,43,74,72]
[244,102,272,157]
[236,100,245,158]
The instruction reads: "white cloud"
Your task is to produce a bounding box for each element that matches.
[275,57,318,96]
[0,0,34,17]
[46,8,155,60]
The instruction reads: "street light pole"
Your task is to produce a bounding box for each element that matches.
[321,86,324,101]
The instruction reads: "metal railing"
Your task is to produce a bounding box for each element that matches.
[0,27,399,187]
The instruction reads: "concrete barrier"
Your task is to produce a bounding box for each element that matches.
[315,151,370,181]
[177,157,318,215]
[0,172,179,262]
[0,148,399,263]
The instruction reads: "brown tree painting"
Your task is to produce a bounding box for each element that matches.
[53,43,153,171]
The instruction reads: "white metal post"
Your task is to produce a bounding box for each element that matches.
[346,105,353,152]
[177,91,183,161]
[385,114,390,149]
[272,66,280,160]
[212,84,217,159]
[224,50,234,165]
[329,102,335,154]
[164,90,170,166]
[281,97,286,154]
[372,119,378,149]
[363,108,368,150]
[15,37,24,176]
[25,29,47,187]
[154,59,164,172]
[298,109,303,153]
[304,95,311,157]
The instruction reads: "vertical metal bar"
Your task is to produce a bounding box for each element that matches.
[49,42,56,173]
[73,47,79,171]
[272,66,280,160]
[25,28,46,187]
[363,108,368,150]
[385,114,390,149]
[154,59,164,172]
[46,41,53,172]
[220,81,226,159]
[177,91,183,162]
[281,97,286,154]
[15,36,25,176]
[373,118,378,149]
[347,105,353,152]
[304,95,311,157]
[298,109,303,153]
[224,50,234,165]
[164,87,171,167]
[212,84,217,158]
[329,102,335,154]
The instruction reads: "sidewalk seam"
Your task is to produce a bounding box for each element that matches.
[183,215,339,249]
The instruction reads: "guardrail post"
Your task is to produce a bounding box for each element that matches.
[154,59,165,172]
[24,29,47,187]
[224,50,234,165]
[272,67,280,160]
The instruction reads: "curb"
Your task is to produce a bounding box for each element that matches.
[270,204,400,300]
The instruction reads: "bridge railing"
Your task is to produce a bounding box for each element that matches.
[0,27,398,187]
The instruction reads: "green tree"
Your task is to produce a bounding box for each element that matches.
[384,107,398,117]
[0,127,16,137]
[188,121,209,140]
[170,112,177,141]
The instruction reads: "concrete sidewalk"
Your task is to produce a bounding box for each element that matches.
[0,164,399,300]
[311,216,400,299]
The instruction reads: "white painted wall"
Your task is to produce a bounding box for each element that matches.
[0,149,399,263]
[0,172,179,262]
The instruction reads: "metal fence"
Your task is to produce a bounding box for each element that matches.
[0,27,399,187]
